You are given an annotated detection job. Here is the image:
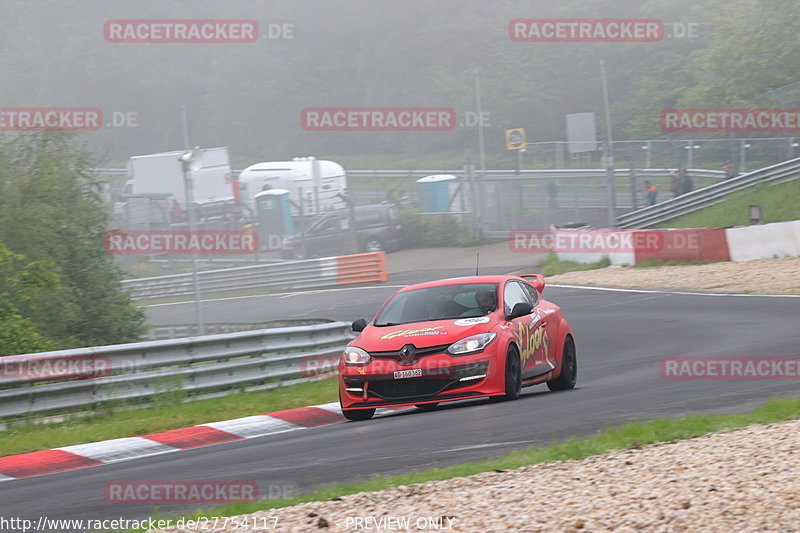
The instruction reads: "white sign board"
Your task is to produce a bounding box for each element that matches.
[567,112,597,154]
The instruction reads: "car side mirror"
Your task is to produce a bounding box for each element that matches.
[506,302,533,321]
[352,318,367,332]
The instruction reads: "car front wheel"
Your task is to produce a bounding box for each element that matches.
[502,345,522,400]
[342,408,375,421]
[363,238,384,253]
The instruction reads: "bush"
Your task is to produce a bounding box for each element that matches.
[397,207,474,248]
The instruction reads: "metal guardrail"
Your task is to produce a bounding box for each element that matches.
[93,166,724,181]
[121,252,386,300]
[0,322,351,420]
[616,157,800,228]
[147,319,332,340]
[331,168,724,180]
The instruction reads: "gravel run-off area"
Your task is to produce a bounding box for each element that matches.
[545,257,800,294]
[153,419,800,532]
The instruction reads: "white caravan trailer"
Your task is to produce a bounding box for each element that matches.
[237,158,347,217]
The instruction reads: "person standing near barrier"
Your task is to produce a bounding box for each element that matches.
[722,160,736,180]
[642,180,658,206]
[679,168,693,194]
[669,171,682,198]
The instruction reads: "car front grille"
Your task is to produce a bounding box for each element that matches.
[368,378,454,400]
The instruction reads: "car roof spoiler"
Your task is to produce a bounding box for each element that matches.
[520,273,546,293]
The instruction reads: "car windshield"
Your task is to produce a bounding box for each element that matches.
[374,283,498,326]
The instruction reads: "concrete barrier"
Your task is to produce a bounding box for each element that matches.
[725,221,800,262]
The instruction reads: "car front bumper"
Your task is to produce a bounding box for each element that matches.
[339,350,503,410]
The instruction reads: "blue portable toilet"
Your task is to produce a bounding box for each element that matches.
[255,189,294,250]
[416,174,457,212]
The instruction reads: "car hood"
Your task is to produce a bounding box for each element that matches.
[354,317,496,351]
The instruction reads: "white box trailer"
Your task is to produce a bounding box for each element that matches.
[238,158,347,217]
[125,147,234,206]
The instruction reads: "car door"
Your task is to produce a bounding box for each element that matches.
[304,213,347,256]
[521,281,557,373]
[503,280,550,381]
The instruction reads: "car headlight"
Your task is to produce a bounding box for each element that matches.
[342,346,371,366]
[448,332,496,356]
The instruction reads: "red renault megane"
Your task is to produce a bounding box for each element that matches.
[339,274,577,421]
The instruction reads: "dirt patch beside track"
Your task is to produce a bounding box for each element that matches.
[546,257,800,294]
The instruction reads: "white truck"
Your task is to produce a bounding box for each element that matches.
[125,147,234,206]
[237,157,348,217]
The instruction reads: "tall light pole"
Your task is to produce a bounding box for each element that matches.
[600,60,616,227]
[179,147,205,336]
[474,69,487,174]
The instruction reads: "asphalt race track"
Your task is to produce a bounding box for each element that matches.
[2,276,799,528]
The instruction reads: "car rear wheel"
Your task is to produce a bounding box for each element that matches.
[502,345,522,400]
[547,335,577,391]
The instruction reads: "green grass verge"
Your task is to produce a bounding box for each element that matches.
[538,253,611,276]
[660,180,800,228]
[122,395,800,532]
[0,378,339,457]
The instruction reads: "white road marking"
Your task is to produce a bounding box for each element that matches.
[431,440,538,453]
[548,284,800,298]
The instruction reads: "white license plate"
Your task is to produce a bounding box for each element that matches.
[393,368,423,379]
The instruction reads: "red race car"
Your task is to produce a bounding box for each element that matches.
[339,274,577,421]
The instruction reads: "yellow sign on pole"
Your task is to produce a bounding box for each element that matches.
[505,128,526,150]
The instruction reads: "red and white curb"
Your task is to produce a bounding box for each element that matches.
[0,402,404,482]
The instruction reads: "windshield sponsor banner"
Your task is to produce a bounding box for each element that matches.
[661,357,800,380]
[509,229,663,254]
[301,108,456,131]
[104,230,258,254]
[509,18,663,42]
[104,20,259,43]
[661,109,800,132]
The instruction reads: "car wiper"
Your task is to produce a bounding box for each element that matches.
[373,322,403,327]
